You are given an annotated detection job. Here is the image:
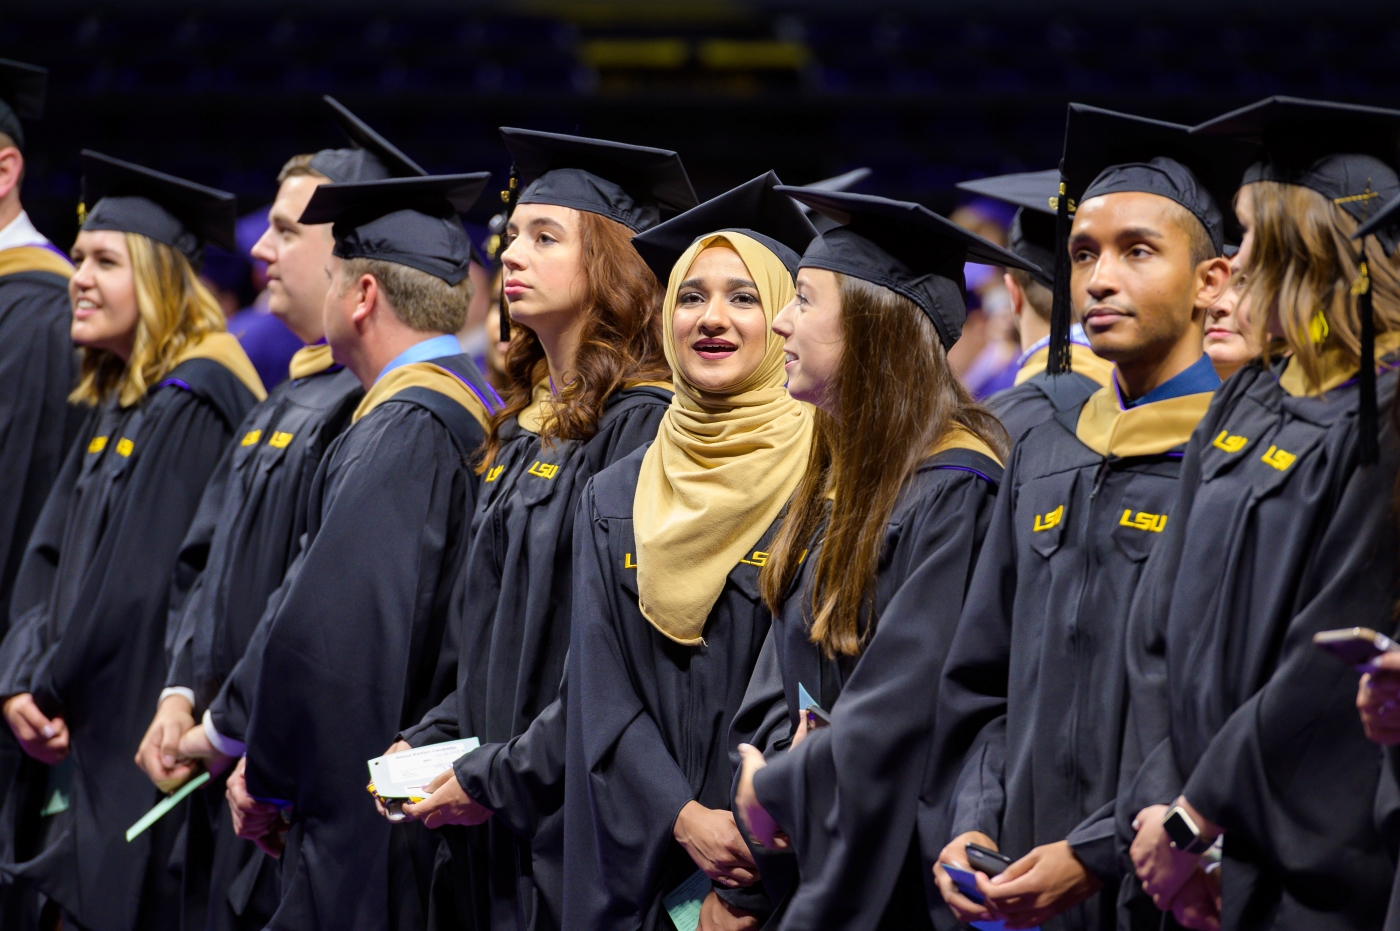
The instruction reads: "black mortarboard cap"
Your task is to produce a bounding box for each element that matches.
[630,171,818,281]
[309,96,427,184]
[792,167,872,232]
[956,169,1061,287]
[0,59,45,151]
[1192,96,1400,257]
[298,173,492,285]
[776,187,1041,350]
[80,151,237,267]
[500,128,697,232]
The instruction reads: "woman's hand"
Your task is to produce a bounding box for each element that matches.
[226,756,287,858]
[1358,652,1400,745]
[734,744,788,850]
[981,841,1102,930]
[1168,868,1221,931]
[699,890,759,931]
[4,693,69,765]
[135,694,198,792]
[673,801,759,888]
[1131,801,1217,911]
[402,768,493,830]
[175,724,235,778]
[933,832,999,924]
[372,740,412,818]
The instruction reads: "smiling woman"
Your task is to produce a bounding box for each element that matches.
[671,243,771,392]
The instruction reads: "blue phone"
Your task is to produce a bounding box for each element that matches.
[940,863,1038,931]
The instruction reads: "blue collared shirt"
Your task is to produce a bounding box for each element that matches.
[1121,353,1221,408]
[1015,324,1093,370]
[375,334,464,383]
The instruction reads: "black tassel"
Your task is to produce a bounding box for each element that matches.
[498,165,521,343]
[1047,163,1074,376]
[1356,243,1379,465]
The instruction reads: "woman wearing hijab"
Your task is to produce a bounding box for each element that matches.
[730,189,1034,930]
[557,174,817,931]
[1122,98,1400,930]
[0,152,263,931]
[387,131,690,931]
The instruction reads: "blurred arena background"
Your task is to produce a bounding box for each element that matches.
[8,0,1398,389]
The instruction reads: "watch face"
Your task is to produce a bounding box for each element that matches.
[1163,810,1198,849]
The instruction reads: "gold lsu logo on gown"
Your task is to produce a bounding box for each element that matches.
[1261,445,1296,471]
[624,549,768,569]
[1033,505,1063,532]
[1119,510,1167,532]
[484,465,505,482]
[1212,430,1247,453]
[527,460,559,479]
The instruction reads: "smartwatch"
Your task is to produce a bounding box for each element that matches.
[1162,806,1212,855]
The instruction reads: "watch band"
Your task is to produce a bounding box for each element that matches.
[1163,806,1212,855]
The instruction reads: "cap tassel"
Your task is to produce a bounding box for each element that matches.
[499,166,521,344]
[1354,246,1378,465]
[1046,166,1074,376]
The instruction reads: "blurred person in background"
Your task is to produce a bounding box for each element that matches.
[947,197,1020,396]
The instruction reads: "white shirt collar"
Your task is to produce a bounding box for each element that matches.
[0,211,52,252]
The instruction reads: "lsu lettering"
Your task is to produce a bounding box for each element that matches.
[624,552,637,569]
[528,461,560,479]
[88,436,108,454]
[1261,445,1296,471]
[269,431,294,448]
[739,550,769,568]
[484,465,505,482]
[1033,505,1064,532]
[116,438,134,457]
[1212,430,1247,453]
[1119,509,1167,533]
[241,429,262,446]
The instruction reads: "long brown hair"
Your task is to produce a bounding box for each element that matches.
[760,274,1008,657]
[1244,181,1400,388]
[481,210,669,466]
[71,232,226,407]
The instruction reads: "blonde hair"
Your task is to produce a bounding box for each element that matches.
[339,257,474,334]
[1244,181,1400,390]
[70,233,227,407]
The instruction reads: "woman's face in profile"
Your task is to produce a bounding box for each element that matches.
[671,245,770,394]
[772,267,843,414]
[69,229,140,360]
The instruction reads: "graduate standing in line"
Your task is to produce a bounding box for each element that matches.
[556,180,816,931]
[387,130,691,931]
[224,172,501,931]
[931,106,1239,931]
[729,189,1030,930]
[957,170,1115,443]
[0,152,264,931]
[131,98,426,931]
[1123,97,1400,931]
[0,57,81,931]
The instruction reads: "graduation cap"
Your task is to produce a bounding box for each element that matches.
[79,151,237,267]
[0,58,46,151]
[309,96,427,184]
[775,187,1042,350]
[298,173,492,285]
[956,169,1062,288]
[791,167,872,233]
[499,128,697,233]
[1042,104,1253,377]
[630,171,818,282]
[1197,97,1400,465]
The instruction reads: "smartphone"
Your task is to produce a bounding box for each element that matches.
[1314,628,1400,669]
[940,864,1031,931]
[966,843,1013,877]
[803,705,831,731]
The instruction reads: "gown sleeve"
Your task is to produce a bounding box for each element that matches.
[752,472,997,931]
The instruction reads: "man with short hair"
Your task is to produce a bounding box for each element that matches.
[132,98,427,931]
[221,171,500,931]
[930,105,1239,931]
[0,57,79,931]
[957,170,1115,443]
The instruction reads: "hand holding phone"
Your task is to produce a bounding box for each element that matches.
[966,842,1013,877]
[1314,628,1400,670]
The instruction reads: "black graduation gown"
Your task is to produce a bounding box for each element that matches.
[0,356,258,931]
[987,370,1103,445]
[241,354,495,931]
[1118,362,1399,931]
[163,360,363,931]
[0,248,78,931]
[935,385,1211,931]
[561,446,775,931]
[401,385,671,931]
[735,447,1002,931]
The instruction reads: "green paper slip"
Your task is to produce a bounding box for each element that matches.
[126,771,210,842]
[661,868,709,931]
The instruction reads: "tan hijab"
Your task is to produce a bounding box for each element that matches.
[633,233,813,645]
